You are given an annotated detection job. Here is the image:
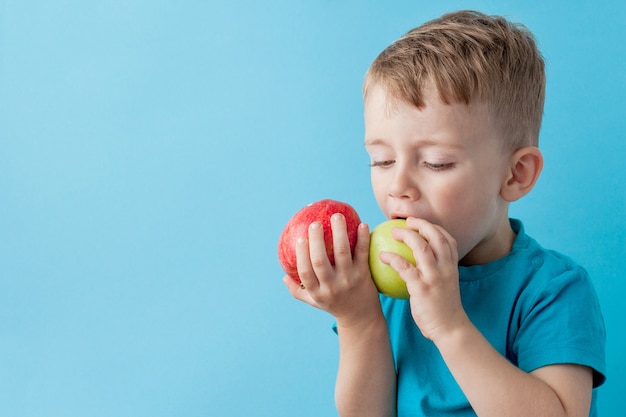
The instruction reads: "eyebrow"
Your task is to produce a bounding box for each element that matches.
[364,138,386,146]
[364,137,464,150]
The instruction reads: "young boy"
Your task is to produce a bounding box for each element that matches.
[284,10,606,417]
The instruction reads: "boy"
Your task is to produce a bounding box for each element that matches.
[284,10,606,417]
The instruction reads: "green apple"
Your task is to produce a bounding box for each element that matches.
[369,219,415,299]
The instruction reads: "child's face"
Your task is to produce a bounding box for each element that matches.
[364,84,513,264]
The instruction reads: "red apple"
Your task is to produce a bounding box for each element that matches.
[278,199,361,283]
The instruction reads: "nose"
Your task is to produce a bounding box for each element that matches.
[388,162,420,201]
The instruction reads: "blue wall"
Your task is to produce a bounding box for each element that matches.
[1,1,624,416]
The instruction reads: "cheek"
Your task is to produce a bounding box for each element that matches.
[439,186,501,252]
[442,164,502,211]
[370,173,385,201]
[434,177,477,208]
[433,178,485,216]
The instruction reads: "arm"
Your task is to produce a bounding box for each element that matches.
[284,214,396,417]
[382,217,593,417]
[435,318,593,417]
[335,304,396,417]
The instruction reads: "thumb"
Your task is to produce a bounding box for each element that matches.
[283,276,320,308]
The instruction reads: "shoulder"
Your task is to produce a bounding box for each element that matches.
[506,221,600,325]
[507,219,591,288]
[507,221,606,387]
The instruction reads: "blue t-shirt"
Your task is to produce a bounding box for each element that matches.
[381,219,606,417]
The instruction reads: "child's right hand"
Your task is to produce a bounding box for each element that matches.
[283,213,382,327]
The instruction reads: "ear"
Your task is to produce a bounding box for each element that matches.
[500,146,544,202]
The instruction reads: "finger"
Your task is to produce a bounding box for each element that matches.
[391,226,434,266]
[352,222,370,265]
[402,219,460,290]
[428,223,458,264]
[307,221,332,276]
[331,213,353,271]
[405,218,456,263]
[391,223,443,287]
[295,234,319,292]
[378,250,423,288]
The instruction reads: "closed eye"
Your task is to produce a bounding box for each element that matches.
[369,160,395,168]
[424,162,454,171]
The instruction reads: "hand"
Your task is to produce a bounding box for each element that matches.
[283,213,381,327]
[378,217,467,341]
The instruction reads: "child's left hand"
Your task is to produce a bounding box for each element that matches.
[378,217,468,342]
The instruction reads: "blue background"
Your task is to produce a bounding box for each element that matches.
[1,1,624,416]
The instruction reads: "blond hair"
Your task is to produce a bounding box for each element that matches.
[364,10,545,150]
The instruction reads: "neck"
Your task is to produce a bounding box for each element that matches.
[459,216,516,266]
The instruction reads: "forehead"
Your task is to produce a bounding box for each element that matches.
[364,84,496,150]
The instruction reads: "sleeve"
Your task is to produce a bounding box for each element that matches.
[513,266,606,388]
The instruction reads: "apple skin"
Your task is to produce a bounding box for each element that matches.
[278,199,361,284]
[369,219,415,299]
